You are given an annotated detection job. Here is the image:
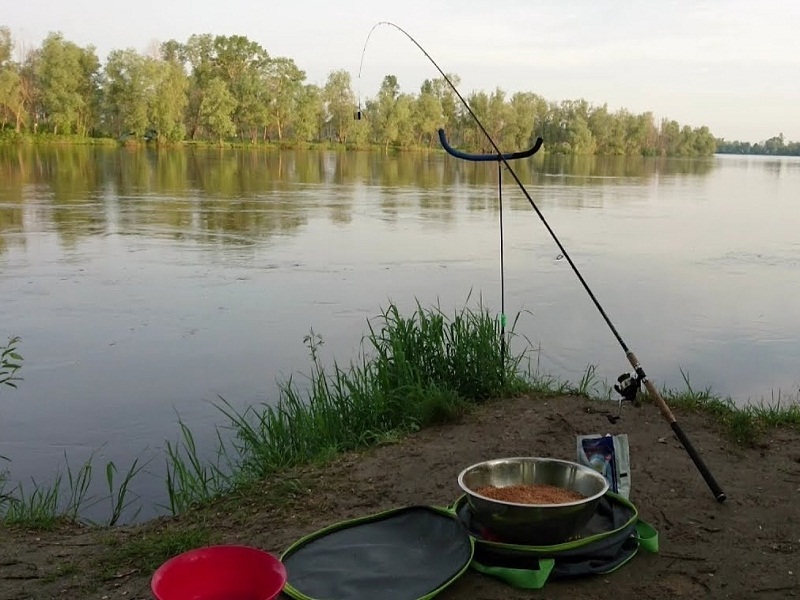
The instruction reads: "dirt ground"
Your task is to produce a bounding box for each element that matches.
[1,394,799,599]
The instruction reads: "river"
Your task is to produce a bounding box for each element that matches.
[1,145,798,521]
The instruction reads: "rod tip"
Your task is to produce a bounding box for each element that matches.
[715,492,727,503]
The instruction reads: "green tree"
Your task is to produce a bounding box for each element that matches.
[659,119,681,156]
[0,31,28,134]
[394,93,415,148]
[372,75,402,151]
[0,67,24,131]
[588,104,613,154]
[265,56,305,141]
[539,101,569,153]
[0,27,11,65]
[35,33,99,135]
[199,77,236,142]
[16,49,40,133]
[461,90,490,151]
[181,33,215,139]
[210,35,270,140]
[148,57,188,142]
[103,48,150,137]
[322,69,356,144]
[763,133,784,155]
[429,75,461,146]
[637,112,659,156]
[692,125,716,156]
[414,80,442,147]
[567,116,595,154]
[506,91,544,151]
[677,124,697,156]
[486,88,511,149]
[293,83,323,142]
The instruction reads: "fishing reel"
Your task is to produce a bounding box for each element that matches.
[614,372,642,406]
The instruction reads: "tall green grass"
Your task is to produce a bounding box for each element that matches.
[165,300,537,511]
[1,334,23,391]
[0,450,149,528]
[658,370,800,446]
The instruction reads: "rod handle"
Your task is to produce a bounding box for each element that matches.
[626,351,726,502]
[670,421,727,503]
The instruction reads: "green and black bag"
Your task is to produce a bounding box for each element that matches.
[280,492,658,600]
[451,492,658,590]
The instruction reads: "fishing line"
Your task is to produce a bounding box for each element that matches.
[358,21,627,351]
[497,158,506,385]
[356,21,726,503]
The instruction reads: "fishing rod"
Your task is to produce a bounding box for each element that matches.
[358,21,726,503]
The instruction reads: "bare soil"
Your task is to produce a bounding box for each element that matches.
[2,394,799,599]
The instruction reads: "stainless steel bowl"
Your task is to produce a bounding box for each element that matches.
[457,457,610,545]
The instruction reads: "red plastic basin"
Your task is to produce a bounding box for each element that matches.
[151,544,287,600]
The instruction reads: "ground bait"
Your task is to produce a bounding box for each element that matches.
[475,484,584,504]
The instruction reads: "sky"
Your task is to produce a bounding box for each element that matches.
[4,0,799,142]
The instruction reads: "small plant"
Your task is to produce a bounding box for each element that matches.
[572,364,600,397]
[0,450,149,528]
[165,418,235,514]
[656,370,800,445]
[104,457,149,526]
[101,527,213,577]
[1,335,23,390]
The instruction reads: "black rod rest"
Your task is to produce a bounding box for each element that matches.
[438,128,543,162]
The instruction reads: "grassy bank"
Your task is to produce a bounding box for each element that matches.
[657,371,800,445]
[1,302,799,529]
[163,301,539,513]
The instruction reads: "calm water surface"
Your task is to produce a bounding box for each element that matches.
[1,146,798,520]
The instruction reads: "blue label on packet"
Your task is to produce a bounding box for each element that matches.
[581,436,618,493]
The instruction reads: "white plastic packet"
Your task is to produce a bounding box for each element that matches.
[576,433,631,499]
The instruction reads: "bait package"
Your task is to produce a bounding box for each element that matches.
[576,433,631,499]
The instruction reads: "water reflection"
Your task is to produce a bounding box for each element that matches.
[0,146,721,255]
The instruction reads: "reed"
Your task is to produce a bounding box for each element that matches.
[165,300,538,510]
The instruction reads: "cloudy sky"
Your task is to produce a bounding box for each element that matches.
[6,0,799,142]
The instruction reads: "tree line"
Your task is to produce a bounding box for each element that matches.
[715,133,800,157]
[1,27,720,155]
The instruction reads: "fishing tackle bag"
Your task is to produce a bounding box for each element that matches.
[279,492,658,600]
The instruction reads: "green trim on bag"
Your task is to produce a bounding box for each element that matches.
[280,505,475,600]
[585,519,659,578]
[471,557,556,590]
[635,520,659,553]
[469,519,658,588]
[282,580,315,600]
[450,491,640,553]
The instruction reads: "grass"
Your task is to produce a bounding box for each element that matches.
[44,561,80,582]
[165,299,537,512]
[1,334,23,391]
[100,527,214,578]
[0,450,150,529]
[0,452,92,529]
[657,370,800,446]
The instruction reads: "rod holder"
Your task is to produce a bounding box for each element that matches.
[438,128,543,162]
